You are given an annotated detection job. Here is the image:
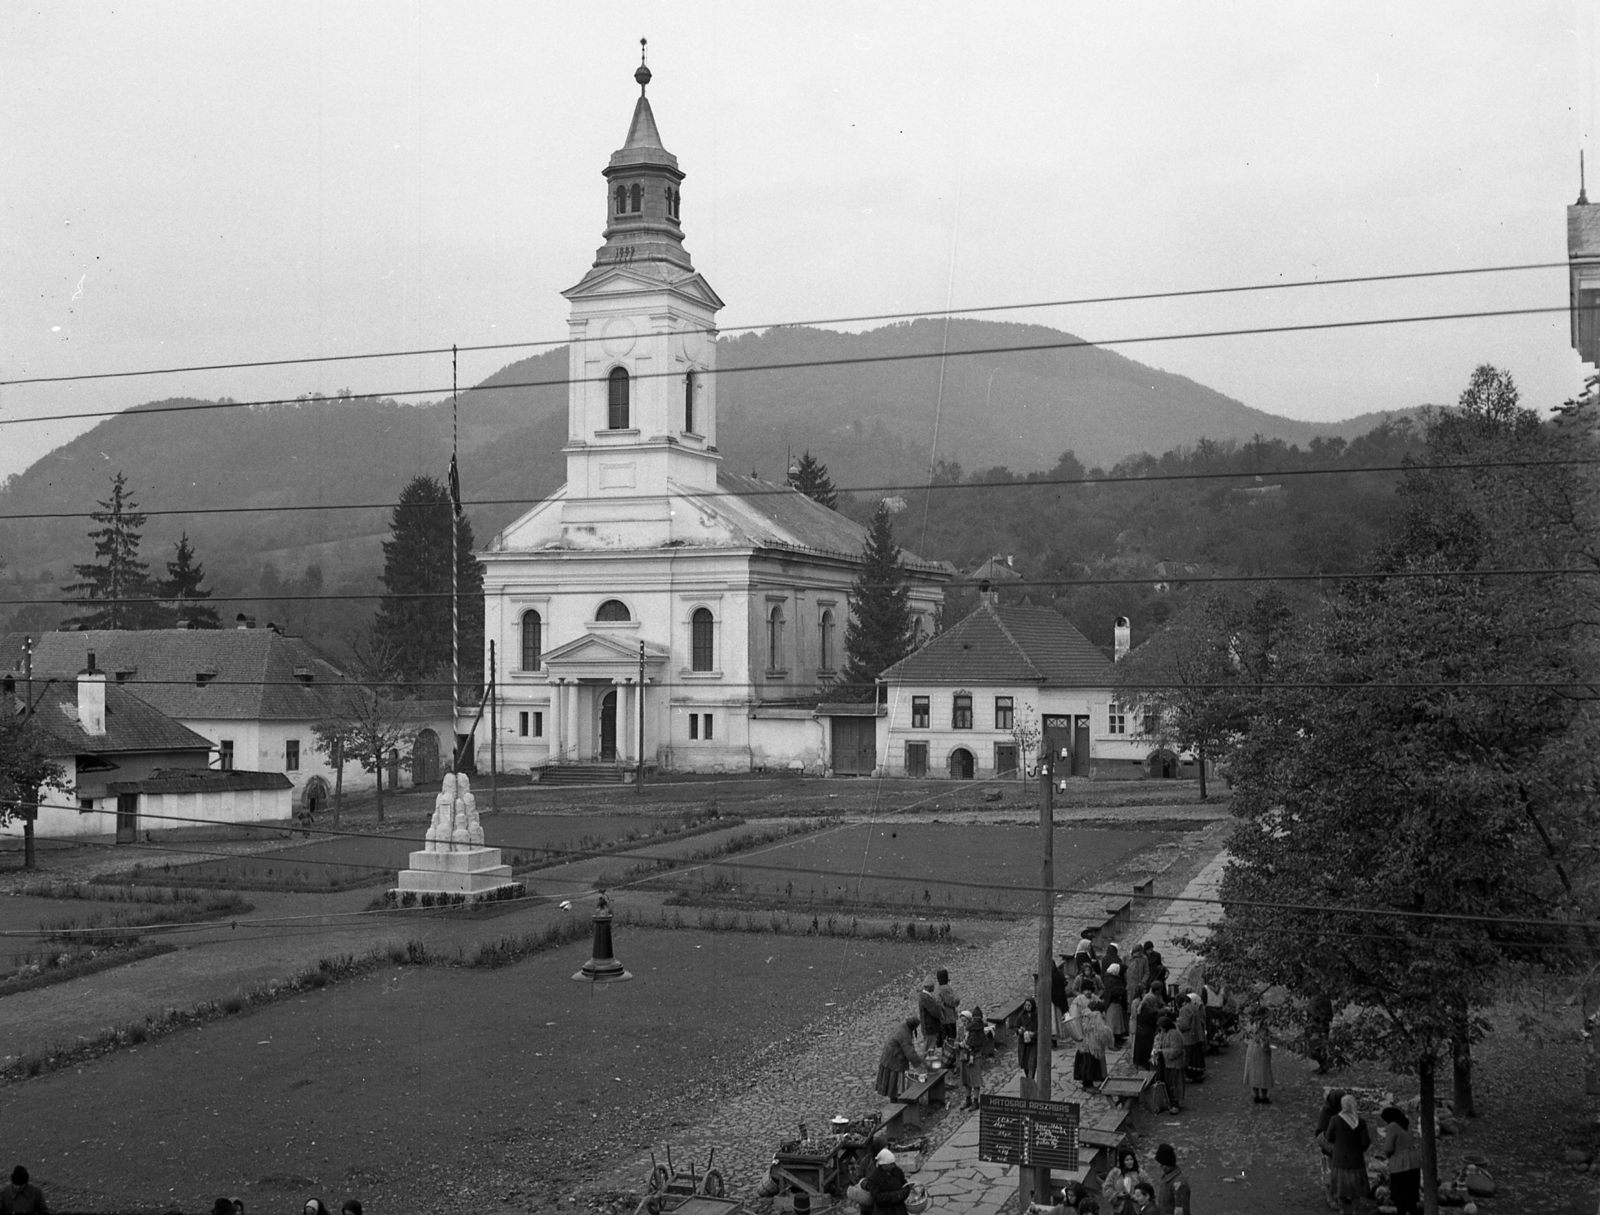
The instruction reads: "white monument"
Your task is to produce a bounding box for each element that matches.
[393,772,516,899]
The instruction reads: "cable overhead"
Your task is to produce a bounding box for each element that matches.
[1,456,1593,524]
[0,259,1567,390]
[0,300,1587,429]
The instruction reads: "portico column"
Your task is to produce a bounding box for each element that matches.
[554,679,568,759]
[624,680,636,764]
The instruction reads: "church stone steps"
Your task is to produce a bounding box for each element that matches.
[537,763,632,786]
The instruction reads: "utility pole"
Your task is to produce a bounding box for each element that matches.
[636,640,646,794]
[1018,756,1054,1209]
[489,640,498,813]
[21,637,36,872]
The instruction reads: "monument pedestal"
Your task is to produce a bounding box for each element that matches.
[395,847,515,895]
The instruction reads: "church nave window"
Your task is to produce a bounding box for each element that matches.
[520,610,542,671]
[691,607,715,671]
[608,366,630,429]
[819,608,835,672]
[596,599,631,622]
[684,370,697,433]
[766,604,786,672]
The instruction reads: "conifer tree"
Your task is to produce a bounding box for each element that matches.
[61,472,160,629]
[842,501,914,697]
[160,533,221,629]
[790,450,838,509]
[374,475,484,689]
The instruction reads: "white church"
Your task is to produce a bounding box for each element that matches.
[481,54,950,777]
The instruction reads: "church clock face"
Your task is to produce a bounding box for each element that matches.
[601,316,637,357]
[674,326,707,365]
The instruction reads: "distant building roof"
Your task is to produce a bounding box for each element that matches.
[11,629,350,723]
[967,556,1024,586]
[881,600,1115,688]
[108,769,292,795]
[18,682,213,758]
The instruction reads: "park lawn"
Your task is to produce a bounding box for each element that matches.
[0,928,944,1214]
[120,811,678,891]
[654,822,1176,917]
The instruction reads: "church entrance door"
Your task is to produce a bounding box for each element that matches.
[599,690,618,762]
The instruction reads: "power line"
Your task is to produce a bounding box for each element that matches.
[0,300,1584,430]
[0,455,1591,524]
[0,259,1567,391]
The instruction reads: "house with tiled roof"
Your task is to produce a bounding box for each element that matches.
[874,598,1159,781]
[14,627,454,814]
[480,63,949,777]
[6,656,291,839]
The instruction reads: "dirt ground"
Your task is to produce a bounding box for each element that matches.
[0,929,947,1215]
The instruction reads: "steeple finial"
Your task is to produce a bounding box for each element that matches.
[1581,149,1590,206]
[636,38,651,93]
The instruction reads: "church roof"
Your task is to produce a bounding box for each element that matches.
[708,472,949,575]
[881,600,1115,687]
[11,629,351,723]
[610,94,677,170]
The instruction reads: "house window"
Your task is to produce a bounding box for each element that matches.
[218,739,234,770]
[767,604,785,671]
[1108,703,1127,735]
[285,739,300,771]
[689,713,699,740]
[521,610,542,670]
[691,608,715,671]
[911,696,930,729]
[905,741,929,778]
[819,609,835,671]
[684,371,696,433]
[79,797,95,812]
[1142,708,1159,736]
[608,367,630,430]
[995,696,1014,731]
[519,711,530,737]
[596,599,631,622]
[952,693,973,730]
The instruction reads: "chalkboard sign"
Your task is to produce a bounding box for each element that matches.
[977,1094,1080,1171]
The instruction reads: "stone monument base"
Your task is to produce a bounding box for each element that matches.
[394,846,515,896]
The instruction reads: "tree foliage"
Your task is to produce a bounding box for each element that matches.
[159,532,221,629]
[61,472,161,630]
[789,450,838,509]
[315,633,417,825]
[0,697,69,871]
[1195,366,1600,1214]
[373,475,485,691]
[842,502,915,696]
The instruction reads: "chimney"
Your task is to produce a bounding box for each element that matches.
[78,651,107,737]
[1114,616,1131,662]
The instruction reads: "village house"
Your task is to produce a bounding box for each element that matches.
[6,656,292,840]
[874,599,1166,781]
[480,57,949,778]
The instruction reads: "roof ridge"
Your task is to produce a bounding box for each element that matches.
[984,601,1046,682]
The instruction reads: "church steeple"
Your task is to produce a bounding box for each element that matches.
[593,39,693,276]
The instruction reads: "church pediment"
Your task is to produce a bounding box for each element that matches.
[563,265,724,311]
[542,632,669,669]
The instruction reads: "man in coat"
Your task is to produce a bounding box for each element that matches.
[1152,1144,1190,1215]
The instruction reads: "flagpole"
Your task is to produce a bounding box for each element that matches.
[451,344,460,766]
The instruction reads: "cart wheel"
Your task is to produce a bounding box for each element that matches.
[702,1169,726,1198]
[650,1165,672,1194]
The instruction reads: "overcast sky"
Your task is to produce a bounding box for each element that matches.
[2,2,1596,482]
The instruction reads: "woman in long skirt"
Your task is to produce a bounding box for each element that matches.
[1013,997,1039,1081]
[875,1017,925,1101]
[1156,1015,1186,1113]
[1243,1018,1275,1103]
[1324,1094,1372,1215]
[1072,1002,1113,1087]
[1176,992,1207,1082]
[1132,985,1161,1069]
[958,1008,986,1108]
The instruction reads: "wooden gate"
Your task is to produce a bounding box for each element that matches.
[831,717,877,775]
[115,793,138,844]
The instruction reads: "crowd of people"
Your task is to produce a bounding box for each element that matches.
[0,1172,368,1215]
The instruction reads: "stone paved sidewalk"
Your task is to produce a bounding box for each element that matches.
[911,850,1231,1215]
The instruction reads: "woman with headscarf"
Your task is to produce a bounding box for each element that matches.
[1125,943,1149,997]
[1101,963,1129,1049]
[1065,984,1093,1046]
[1243,1016,1275,1103]
[1323,1093,1371,1215]
[1051,955,1071,1043]
[917,979,944,1051]
[1012,996,1040,1081]
[1380,1105,1422,1215]
[1176,992,1207,1082]
[875,1017,926,1101]
[1100,1148,1147,1215]
[1314,1089,1346,1207]
[862,1148,912,1215]
[957,1007,986,1108]
[1156,1014,1186,1114]
[1073,1000,1114,1088]
[1132,984,1162,1069]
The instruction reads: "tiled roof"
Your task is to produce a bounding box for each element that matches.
[881,600,1116,688]
[20,683,213,757]
[11,629,350,723]
[709,472,950,575]
[108,769,292,795]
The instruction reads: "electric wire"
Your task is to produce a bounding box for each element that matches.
[0,259,1568,390]
[0,300,1588,429]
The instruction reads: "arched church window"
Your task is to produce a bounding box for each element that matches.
[767,604,785,671]
[684,370,696,434]
[608,367,630,430]
[630,183,642,213]
[614,185,627,215]
[520,610,542,671]
[819,608,835,671]
[691,608,715,672]
[596,599,631,622]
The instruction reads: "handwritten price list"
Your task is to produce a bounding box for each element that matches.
[977,1095,1080,1171]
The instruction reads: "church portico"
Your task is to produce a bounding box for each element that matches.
[540,634,667,767]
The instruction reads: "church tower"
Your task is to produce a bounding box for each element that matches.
[560,43,725,535]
